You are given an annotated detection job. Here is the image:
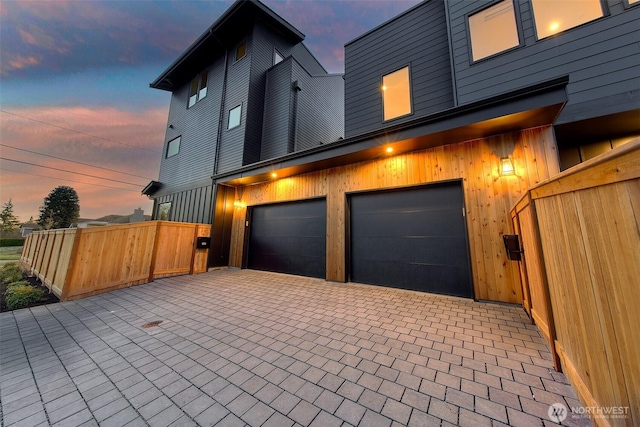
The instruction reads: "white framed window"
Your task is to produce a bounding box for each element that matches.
[468,1,520,61]
[274,49,283,65]
[166,136,181,158]
[531,0,603,39]
[382,66,412,121]
[228,105,242,129]
[188,70,209,108]
[157,202,171,221]
[235,41,247,61]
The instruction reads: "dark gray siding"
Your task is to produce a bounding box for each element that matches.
[216,35,252,174]
[291,43,327,75]
[448,0,640,124]
[292,61,344,151]
[344,0,454,138]
[158,57,224,189]
[155,184,214,224]
[261,59,293,159]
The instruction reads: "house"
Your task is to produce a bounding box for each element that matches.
[145,0,639,302]
[142,0,345,263]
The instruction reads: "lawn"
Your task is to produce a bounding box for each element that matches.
[0,247,22,262]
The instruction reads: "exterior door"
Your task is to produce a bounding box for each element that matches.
[349,181,473,298]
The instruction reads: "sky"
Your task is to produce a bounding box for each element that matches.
[0,0,421,223]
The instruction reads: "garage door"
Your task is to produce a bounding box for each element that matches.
[349,182,473,298]
[247,199,326,279]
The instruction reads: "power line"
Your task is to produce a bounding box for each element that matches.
[0,109,162,154]
[0,167,143,193]
[0,143,154,180]
[0,157,146,187]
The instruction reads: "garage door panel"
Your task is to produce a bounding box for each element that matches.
[248,199,326,279]
[350,183,473,297]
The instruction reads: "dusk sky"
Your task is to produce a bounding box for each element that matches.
[0,0,421,223]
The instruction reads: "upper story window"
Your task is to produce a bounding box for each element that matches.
[166,136,181,158]
[157,202,171,221]
[228,105,242,129]
[235,41,247,61]
[531,0,603,39]
[469,1,520,61]
[274,50,283,65]
[188,70,208,108]
[382,66,412,121]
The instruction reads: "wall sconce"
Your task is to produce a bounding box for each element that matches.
[500,157,515,176]
[233,200,245,208]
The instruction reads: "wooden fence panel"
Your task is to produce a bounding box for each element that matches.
[516,140,639,426]
[152,222,197,279]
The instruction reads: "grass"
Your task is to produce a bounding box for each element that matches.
[0,247,22,261]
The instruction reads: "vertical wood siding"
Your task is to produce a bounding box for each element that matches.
[447,0,640,124]
[228,126,558,303]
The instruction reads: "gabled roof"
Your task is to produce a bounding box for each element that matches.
[150,0,305,91]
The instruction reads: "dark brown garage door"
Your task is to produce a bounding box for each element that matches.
[247,199,326,279]
[349,182,473,298]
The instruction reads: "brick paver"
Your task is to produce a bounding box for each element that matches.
[0,269,591,426]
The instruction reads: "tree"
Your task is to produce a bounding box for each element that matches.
[37,186,80,229]
[0,199,20,232]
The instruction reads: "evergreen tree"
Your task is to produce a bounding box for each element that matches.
[0,199,20,232]
[37,186,80,229]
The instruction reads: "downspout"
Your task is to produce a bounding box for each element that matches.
[444,0,459,107]
[289,81,302,153]
[213,33,229,175]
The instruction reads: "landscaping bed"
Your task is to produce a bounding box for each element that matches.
[0,263,59,312]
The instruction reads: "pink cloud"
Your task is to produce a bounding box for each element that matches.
[3,55,40,74]
[1,106,166,221]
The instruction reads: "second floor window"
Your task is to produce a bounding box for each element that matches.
[188,70,209,108]
[166,136,181,158]
[382,66,412,121]
[228,105,242,129]
[531,0,603,39]
[469,1,520,61]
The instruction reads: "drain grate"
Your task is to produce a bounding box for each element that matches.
[141,320,163,328]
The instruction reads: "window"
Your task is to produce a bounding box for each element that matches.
[235,41,247,61]
[382,66,411,121]
[228,105,242,129]
[531,0,603,39]
[630,0,639,4]
[469,1,520,61]
[188,70,209,107]
[274,50,283,65]
[157,202,171,221]
[166,136,181,158]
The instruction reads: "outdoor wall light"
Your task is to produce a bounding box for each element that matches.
[500,157,515,176]
[386,147,394,154]
[233,200,245,208]
[271,172,278,178]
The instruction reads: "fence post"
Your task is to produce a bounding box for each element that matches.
[60,228,82,301]
[148,221,162,283]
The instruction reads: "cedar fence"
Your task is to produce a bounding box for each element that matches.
[20,221,211,301]
[511,140,639,427]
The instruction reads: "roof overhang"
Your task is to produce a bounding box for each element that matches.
[150,0,304,91]
[142,180,162,196]
[214,76,569,186]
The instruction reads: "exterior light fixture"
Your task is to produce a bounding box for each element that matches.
[271,172,278,178]
[233,200,244,208]
[500,157,515,176]
[386,147,394,153]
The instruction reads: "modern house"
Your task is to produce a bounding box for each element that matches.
[144,0,639,303]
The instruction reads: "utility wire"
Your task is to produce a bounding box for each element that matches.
[0,143,154,180]
[0,167,143,193]
[0,109,162,154]
[0,157,145,187]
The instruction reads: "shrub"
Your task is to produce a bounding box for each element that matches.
[0,263,23,284]
[5,283,45,310]
[0,238,24,247]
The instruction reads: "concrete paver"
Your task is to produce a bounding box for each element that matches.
[1,269,592,426]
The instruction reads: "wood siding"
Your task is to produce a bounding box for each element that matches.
[228,126,559,303]
[447,0,640,125]
[20,221,211,301]
[513,141,640,426]
[344,0,454,138]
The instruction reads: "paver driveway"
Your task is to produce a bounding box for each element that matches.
[0,269,590,426]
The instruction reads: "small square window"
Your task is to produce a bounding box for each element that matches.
[236,41,247,61]
[228,105,242,129]
[274,50,283,65]
[531,0,603,39]
[469,1,520,61]
[166,136,181,158]
[157,202,171,221]
[382,66,412,121]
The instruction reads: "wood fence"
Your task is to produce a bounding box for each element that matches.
[21,221,211,301]
[511,140,639,427]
